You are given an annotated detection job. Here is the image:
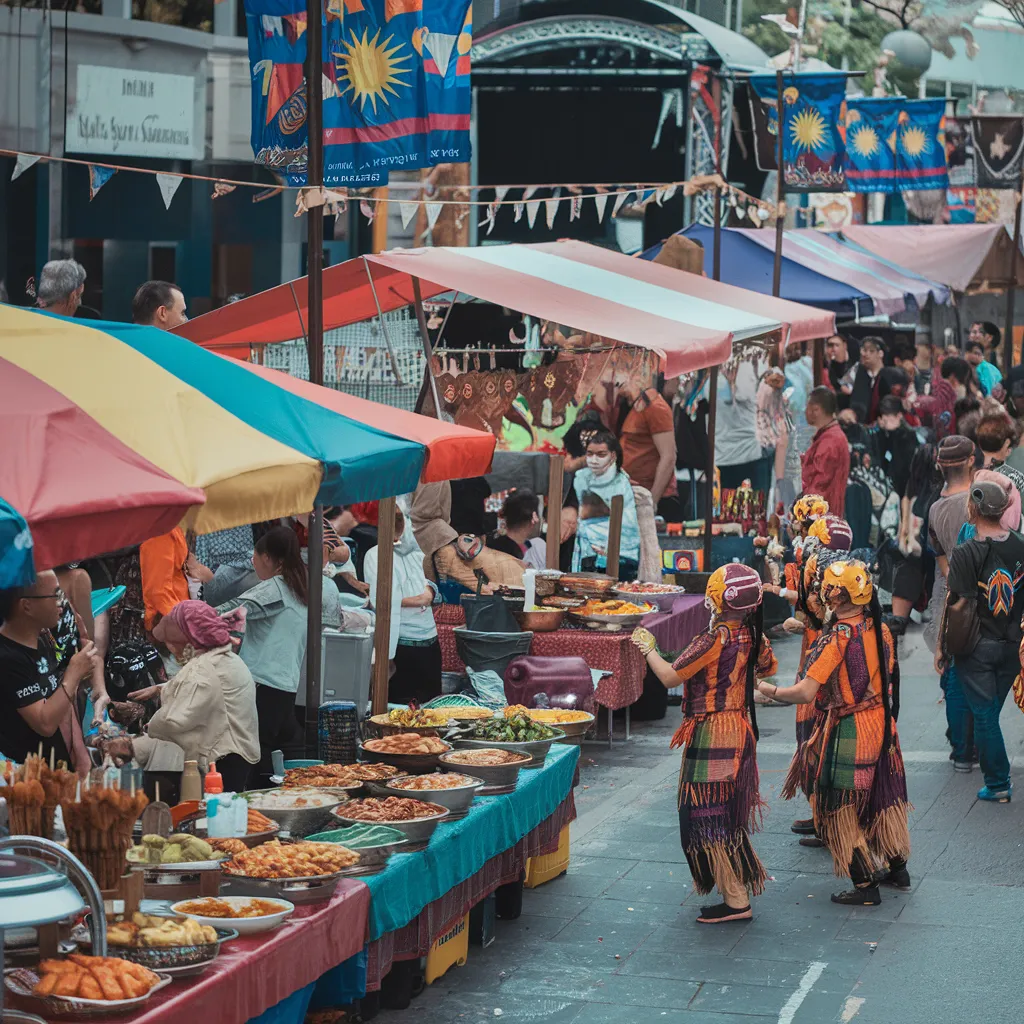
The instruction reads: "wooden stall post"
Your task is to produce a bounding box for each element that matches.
[370,496,398,716]
[546,455,565,570]
[411,276,443,418]
[813,337,825,387]
[606,494,624,580]
[1004,177,1023,376]
[772,68,785,299]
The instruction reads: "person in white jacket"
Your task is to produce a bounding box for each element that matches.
[364,508,440,705]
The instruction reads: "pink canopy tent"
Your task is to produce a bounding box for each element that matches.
[841,224,1024,294]
[179,241,835,373]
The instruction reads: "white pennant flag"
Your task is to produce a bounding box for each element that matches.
[513,202,525,223]
[569,194,582,221]
[425,201,443,231]
[544,188,561,229]
[661,184,678,204]
[526,199,541,228]
[493,186,509,206]
[612,190,631,218]
[399,200,418,228]
[360,198,375,224]
[155,173,183,210]
[655,188,666,206]
[522,186,538,202]
[593,192,609,222]
[11,153,40,181]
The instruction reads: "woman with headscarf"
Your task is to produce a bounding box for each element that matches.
[364,507,440,704]
[631,565,777,924]
[112,601,259,793]
[758,559,910,906]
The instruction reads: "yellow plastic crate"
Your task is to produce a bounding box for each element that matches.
[425,913,469,984]
[524,825,570,888]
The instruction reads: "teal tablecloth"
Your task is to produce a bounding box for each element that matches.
[362,742,579,940]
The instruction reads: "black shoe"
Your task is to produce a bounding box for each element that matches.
[884,614,908,637]
[879,866,911,891]
[831,885,881,906]
[791,818,816,835]
[798,836,825,848]
[696,902,753,924]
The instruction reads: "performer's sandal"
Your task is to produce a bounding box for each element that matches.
[790,819,816,835]
[830,885,881,906]
[798,836,824,848]
[696,903,753,924]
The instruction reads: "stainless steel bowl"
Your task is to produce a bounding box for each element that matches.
[450,732,563,769]
[376,775,484,818]
[437,751,527,791]
[332,804,450,848]
[358,741,452,774]
[241,789,345,837]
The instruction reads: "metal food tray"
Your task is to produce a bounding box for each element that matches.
[567,606,654,631]
[219,868,348,904]
[75,923,238,971]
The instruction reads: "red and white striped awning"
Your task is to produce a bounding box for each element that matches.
[180,240,835,373]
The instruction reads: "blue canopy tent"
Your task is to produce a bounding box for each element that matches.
[642,225,873,320]
[0,498,34,589]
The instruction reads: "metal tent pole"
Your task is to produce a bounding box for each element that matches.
[772,68,785,299]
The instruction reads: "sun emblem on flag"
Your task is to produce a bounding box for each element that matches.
[851,125,879,158]
[900,125,931,157]
[334,27,412,113]
[789,108,827,152]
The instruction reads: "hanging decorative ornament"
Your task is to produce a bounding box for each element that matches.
[544,187,561,229]
[425,201,444,231]
[399,200,418,229]
[155,173,183,210]
[522,186,538,202]
[360,198,376,224]
[526,199,541,228]
[569,194,583,221]
[593,191,609,222]
[211,180,237,199]
[735,205,746,220]
[493,186,509,206]
[513,202,525,222]
[757,206,771,222]
[612,190,631,218]
[11,153,40,181]
[728,190,738,207]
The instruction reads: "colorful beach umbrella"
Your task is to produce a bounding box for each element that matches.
[1,306,495,567]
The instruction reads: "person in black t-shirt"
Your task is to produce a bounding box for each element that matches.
[0,571,99,767]
[488,489,540,560]
[944,479,1024,803]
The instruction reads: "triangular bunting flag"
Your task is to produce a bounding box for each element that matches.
[211,180,237,199]
[425,201,443,231]
[400,200,418,228]
[655,188,666,206]
[513,202,525,223]
[424,30,458,77]
[11,154,40,181]
[569,194,582,221]
[612,190,630,218]
[360,198,375,224]
[544,188,561,229]
[493,186,509,205]
[155,173,183,210]
[661,184,678,204]
[88,165,117,200]
[593,192,609,222]
[526,199,540,228]
[522,186,538,202]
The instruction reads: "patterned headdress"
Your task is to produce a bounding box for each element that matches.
[807,515,854,552]
[705,564,763,615]
[820,559,873,607]
[792,494,829,525]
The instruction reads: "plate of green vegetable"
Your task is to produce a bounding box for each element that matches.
[447,713,565,769]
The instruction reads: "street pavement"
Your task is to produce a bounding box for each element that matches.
[378,628,1024,1023]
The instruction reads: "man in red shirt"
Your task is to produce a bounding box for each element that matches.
[800,387,850,517]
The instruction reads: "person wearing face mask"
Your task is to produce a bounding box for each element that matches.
[569,431,641,579]
[907,356,969,441]
[363,507,440,705]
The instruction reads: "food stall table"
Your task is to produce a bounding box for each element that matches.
[436,599,708,741]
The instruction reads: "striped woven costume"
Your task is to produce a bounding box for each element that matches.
[784,561,820,747]
[784,618,910,878]
[671,621,778,896]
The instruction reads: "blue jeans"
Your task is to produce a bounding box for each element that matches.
[941,663,975,763]
[956,638,1017,791]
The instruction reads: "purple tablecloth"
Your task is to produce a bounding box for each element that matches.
[644,595,709,654]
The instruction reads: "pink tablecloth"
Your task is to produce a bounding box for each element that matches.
[435,597,708,711]
[87,881,370,1024]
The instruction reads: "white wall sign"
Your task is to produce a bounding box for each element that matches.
[66,65,198,160]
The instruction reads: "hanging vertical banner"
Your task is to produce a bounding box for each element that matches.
[972,115,1024,189]
[88,164,117,200]
[749,73,848,192]
[843,97,901,193]
[747,81,777,172]
[897,99,948,192]
[244,0,472,187]
[945,117,975,188]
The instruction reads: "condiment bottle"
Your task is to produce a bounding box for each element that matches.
[180,760,202,803]
[204,762,223,795]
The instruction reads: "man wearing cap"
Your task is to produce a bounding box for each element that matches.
[927,436,977,770]
[943,478,1024,803]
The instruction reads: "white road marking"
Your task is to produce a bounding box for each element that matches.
[777,961,828,1024]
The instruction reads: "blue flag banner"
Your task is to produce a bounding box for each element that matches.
[897,98,948,191]
[843,97,901,193]
[244,0,472,186]
[749,73,848,192]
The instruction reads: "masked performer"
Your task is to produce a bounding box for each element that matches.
[757,560,911,905]
[633,565,776,924]
[787,514,854,842]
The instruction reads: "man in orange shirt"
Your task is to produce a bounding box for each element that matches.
[617,380,677,512]
[139,528,190,632]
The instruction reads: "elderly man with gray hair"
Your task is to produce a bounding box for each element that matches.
[36,259,86,317]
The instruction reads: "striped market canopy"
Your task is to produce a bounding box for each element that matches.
[1,305,495,571]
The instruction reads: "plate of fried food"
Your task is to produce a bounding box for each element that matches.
[170,896,295,936]
[75,913,237,977]
[526,708,596,740]
[360,732,452,772]
[219,839,360,904]
[334,796,450,848]
[125,833,228,871]
[568,598,655,631]
[5,956,171,1018]
[280,762,401,795]
[367,707,452,736]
